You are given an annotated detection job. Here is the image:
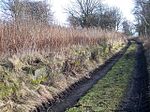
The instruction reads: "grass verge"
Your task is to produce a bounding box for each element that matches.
[66,44,136,112]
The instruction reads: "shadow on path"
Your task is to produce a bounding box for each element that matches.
[32,43,130,112]
[117,42,150,112]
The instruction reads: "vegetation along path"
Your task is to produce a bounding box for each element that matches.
[33,43,130,112]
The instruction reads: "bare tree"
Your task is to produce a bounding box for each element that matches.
[134,0,150,37]
[0,0,53,24]
[122,20,134,36]
[95,6,122,30]
[0,0,23,20]
[67,0,122,30]
[67,0,101,28]
[111,7,122,30]
[23,0,53,24]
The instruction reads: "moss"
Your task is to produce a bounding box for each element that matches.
[31,76,48,85]
[67,44,136,112]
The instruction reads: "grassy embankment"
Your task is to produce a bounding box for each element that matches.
[67,44,136,112]
[0,22,127,111]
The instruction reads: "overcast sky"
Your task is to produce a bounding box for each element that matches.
[104,0,135,21]
[0,0,135,24]
[50,0,135,25]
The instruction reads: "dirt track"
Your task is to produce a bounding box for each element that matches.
[32,43,130,112]
[33,41,150,112]
[117,42,150,112]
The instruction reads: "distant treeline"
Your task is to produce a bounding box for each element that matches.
[0,0,137,36]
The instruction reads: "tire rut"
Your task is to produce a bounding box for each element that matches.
[117,42,150,112]
[32,43,130,112]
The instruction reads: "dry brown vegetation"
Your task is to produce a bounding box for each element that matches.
[0,22,127,56]
[0,21,128,112]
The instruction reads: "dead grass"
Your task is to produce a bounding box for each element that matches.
[0,21,128,112]
[0,21,127,57]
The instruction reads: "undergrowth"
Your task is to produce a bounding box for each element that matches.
[0,22,127,111]
[0,43,126,112]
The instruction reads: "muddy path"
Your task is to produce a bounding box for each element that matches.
[32,43,130,112]
[117,42,150,112]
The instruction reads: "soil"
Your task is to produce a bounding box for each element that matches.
[117,41,150,112]
[33,41,150,112]
[32,43,130,112]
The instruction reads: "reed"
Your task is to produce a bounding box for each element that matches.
[0,21,127,57]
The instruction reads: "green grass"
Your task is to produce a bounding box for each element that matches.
[66,44,136,112]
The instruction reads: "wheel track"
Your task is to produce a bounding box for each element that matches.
[117,42,150,112]
[31,43,130,112]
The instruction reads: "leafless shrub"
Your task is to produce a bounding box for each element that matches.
[0,21,126,57]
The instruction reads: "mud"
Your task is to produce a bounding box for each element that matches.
[117,42,150,112]
[32,43,130,112]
